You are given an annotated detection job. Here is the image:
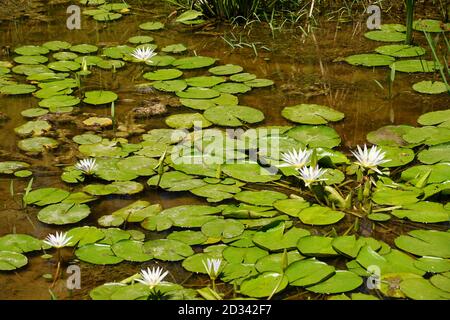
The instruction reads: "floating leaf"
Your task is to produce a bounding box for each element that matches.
[185,76,226,88]
[165,113,212,129]
[162,44,187,53]
[75,243,123,265]
[37,203,91,225]
[253,222,310,251]
[203,105,264,127]
[222,163,281,183]
[213,82,251,94]
[201,219,245,239]
[307,271,363,294]
[375,44,426,58]
[364,31,406,42]
[282,104,344,125]
[144,239,194,261]
[153,79,187,92]
[240,272,288,298]
[297,205,345,226]
[413,19,450,33]
[400,278,450,300]
[172,56,216,69]
[0,161,30,174]
[209,64,243,75]
[391,202,450,223]
[286,125,341,149]
[0,234,44,253]
[111,240,153,262]
[83,90,118,105]
[143,69,183,81]
[391,60,442,73]
[24,188,70,206]
[0,251,28,271]
[395,230,450,258]
[285,258,335,286]
[413,81,448,95]
[0,84,36,95]
[344,53,395,67]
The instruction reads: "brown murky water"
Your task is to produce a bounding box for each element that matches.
[0,0,448,299]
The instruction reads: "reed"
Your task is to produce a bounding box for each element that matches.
[405,0,415,45]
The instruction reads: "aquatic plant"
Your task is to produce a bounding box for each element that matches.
[75,158,98,175]
[297,165,327,187]
[351,144,388,175]
[136,267,169,289]
[405,0,415,45]
[203,258,222,291]
[130,47,157,62]
[44,231,72,287]
[278,148,312,168]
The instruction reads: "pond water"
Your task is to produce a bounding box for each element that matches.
[0,0,449,300]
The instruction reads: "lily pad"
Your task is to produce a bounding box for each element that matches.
[400,278,450,300]
[297,236,339,257]
[143,69,183,81]
[379,146,415,167]
[209,64,243,75]
[367,125,415,147]
[307,271,363,294]
[201,219,245,239]
[75,243,123,265]
[167,231,207,246]
[162,44,187,53]
[222,163,281,183]
[153,80,187,92]
[15,45,49,55]
[159,205,221,228]
[282,104,344,125]
[144,239,194,261]
[24,188,69,206]
[418,144,450,164]
[139,21,165,30]
[234,190,287,206]
[185,76,226,88]
[37,203,91,225]
[203,105,264,127]
[415,257,450,273]
[240,272,288,298]
[213,82,251,94]
[38,95,80,109]
[297,205,345,226]
[413,81,448,95]
[273,198,310,217]
[14,120,51,137]
[391,60,442,73]
[111,240,153,262]
[83,90,118,105]
[0,251,28,271]
[0,84,36,95]
[286,125,341,149]
[375,45,426,58]
[70,44,98,54]
[395,230,450,258]
[172,56,216,69]
[0,161,30,174]
[413,19,450,33]
[18,137,58,153]
[285,258,335,287]
[253,223,310,251]
[0,234,44,253]
[364,31,406,42]
[165,113,212,129]
[391,202,450,223]
[344,53,395,67]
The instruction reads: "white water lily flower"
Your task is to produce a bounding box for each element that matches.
[202,258,222,279]
[131,47,157,62]
[136,267,169,288]
[298,165,327,187]
[75,158,97,175]
[278,148,313,168]
[43,232,72,249]
[351,144,389,175]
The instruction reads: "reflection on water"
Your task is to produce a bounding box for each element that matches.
[0,0,448,299]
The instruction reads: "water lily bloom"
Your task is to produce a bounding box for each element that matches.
[278,148,312,168]
[43,232,72,249]
[136,267,169,288]
[351,144,389,175]
[131,47,157,62]
[298,165,327,187]
[203,258,222,279]
[75,158,97,175]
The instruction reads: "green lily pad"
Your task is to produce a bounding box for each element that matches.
[253,223,310,252]
[143,69,183,81]
[372,188,421,206]
[344,53,395,67]
[213,82,251,94]
[395,230,450,258]
[139,21,165,30]
[222,163,281,183]
[146,55,176,67]
[75,243,123,265]
[255,251,304,274]
[20,108,48,118]
[401,163,450,184]
[413,81,448,95]
[307,271,363,294]
[185,76,226,88]
[234,190,287,206]
[162,44,187,53]
[14,120,51,137]
[18,137,58,153]
[43,40,71,51]
[0,234,44,253]
[38,95,80,109]
[190,184,241,202]
[418,109,450,127]
[418,144,450,164]
[0,251,28,271]
[83,90,118,105]
[0,161,30,174]
[281,104,345,124]
[211,93,239,106]
[172,56,216,69]
[379,146,415,167]
[375,44,426,58]
[368,213,392,222]
[0,84,36,95]
[176,10,203,23]
[209,64,243,75]
[14,55,48,65]
[153,79,187,92]
[286,125,341,148]
[167,231,207,246]
[367,125,415,147]
[230,73,257,82]
[182,252,223,274]
[380,24,407,32]
[400,278,450,300]
[98,215,125,227]
[144,239,194,261]
[430,273,450,292]
[273,198,310,217]
[128,35,154,44]
[15,45,49,55]
[240,272,288,298]
[332,235,380,258]
[413,19,450,33]
[159,205,221,228]
[24,188,69,206]
[415,257,450,273]
[52,52,78,61]
[297,236,339,257]
[176,87,220,99]
[391,60,442,73]
[66,226,105,247]
[244,79,274,88]
[93,12,122,21]
[165,113,212,129]
[297,205,345,226]
[70,44,98,54]
[201,219,245,239]
[285,258,335,287]
[391,202,450,223]
[141,215,173,232]
[111,240,153,262]
[37,203,91,225]
[203,105,264,127]
[48,60,81,72]
[364,31,406,42]
[12,64,50,75]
